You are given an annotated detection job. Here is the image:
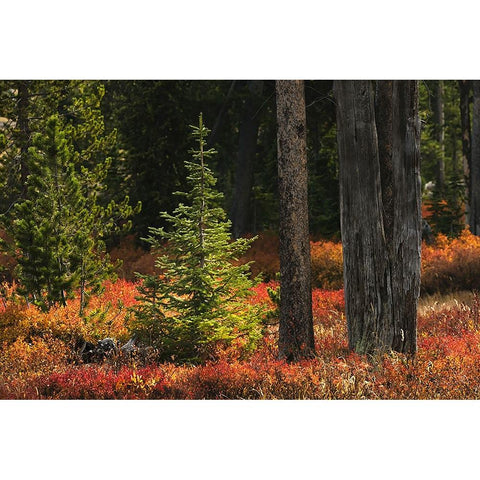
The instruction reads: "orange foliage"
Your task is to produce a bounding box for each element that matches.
[241,229,480,293]
[239,232,344,288]
[2,283,480,398]
[6,228,480,398]
[310,241,343,289]
[421,229,480,294]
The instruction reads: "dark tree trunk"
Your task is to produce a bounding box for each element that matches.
[376,80,394,247]
[470,81,480,234]
[276,80,315,361]
[334,80,391,354]
[231,80,264,238]
[459,80,472,225]
[389,81,421,353]
[432,80,445,193]
[334,80,421,355]
[208,80,236,146]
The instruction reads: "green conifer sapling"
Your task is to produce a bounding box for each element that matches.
[132,114,263,363]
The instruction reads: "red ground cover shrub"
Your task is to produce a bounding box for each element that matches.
[5,236,480,398]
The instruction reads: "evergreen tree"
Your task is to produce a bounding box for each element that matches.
[10,115,137,312]
[132,114,263,363]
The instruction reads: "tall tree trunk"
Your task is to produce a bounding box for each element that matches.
[334,80,421,355]
[389,81,421,353]
[231,80,264,238]
[276,80,314,361]
[208,80,236,146]
[432,80,445,193]
[376,80,394,247]
[470,81,480,234]
[335,80,391,354]
[459,80,472,224]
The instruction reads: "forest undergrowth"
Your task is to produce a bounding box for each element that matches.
[3,232,480,399]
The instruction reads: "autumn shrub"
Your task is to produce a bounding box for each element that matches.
[6,273,480,399]
[0,335,70,399]
[0,279,137,352]
[243,229,480,293]
[421,229,480,294]
[310,240,343,289]
[240,233,344,289]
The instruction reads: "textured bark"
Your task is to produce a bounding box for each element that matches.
[470,81,480,235]
[376,80,394,247]
[334,80,391,354]
[432,80,445,192]
[231,80,264,238]
[334,80,420,355]
[390,81,421,353]
[276,80,314,361]
[460,81,472,226]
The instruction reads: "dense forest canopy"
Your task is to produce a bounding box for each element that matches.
[1,80,468,247]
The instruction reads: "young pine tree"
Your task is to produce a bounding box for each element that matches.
[132,114,263,363]
[11,115,137,312]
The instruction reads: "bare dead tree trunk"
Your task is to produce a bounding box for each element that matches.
[389,80,421,353]
[459,80,472,225]
[334,80,392,354]
[334,80,421,355]
[470,81,480,234]
[276,80,315,361]
[231,80,264,238]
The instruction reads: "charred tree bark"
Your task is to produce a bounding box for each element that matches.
[276,80,315,361]
[231,80,264,238]
[459,80,472,226]
[470,81,480,234]
[334,80,421,355]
